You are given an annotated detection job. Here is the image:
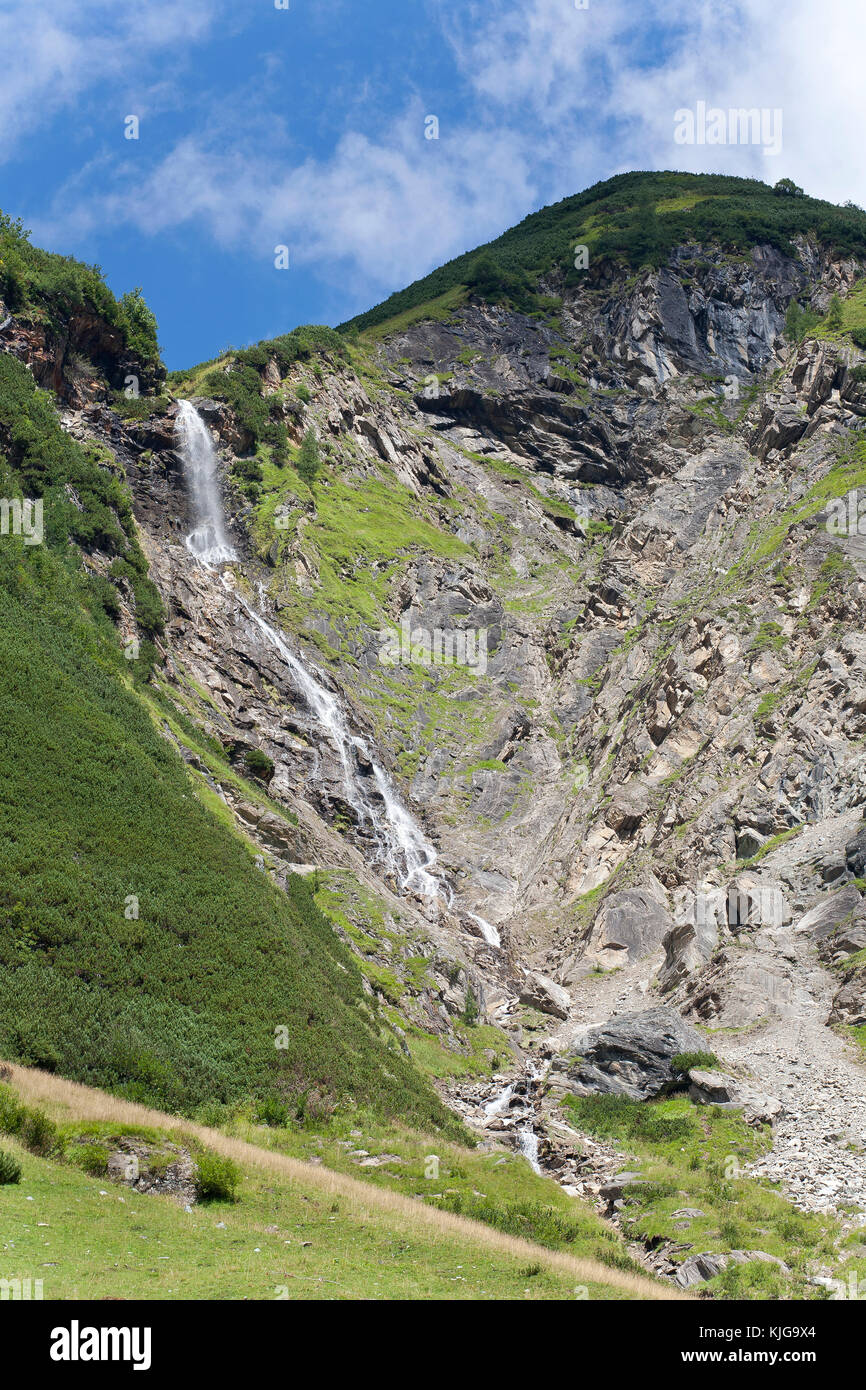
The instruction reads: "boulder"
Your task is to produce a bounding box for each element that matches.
[846,825,866,879]
[676,1252,728,1287]
[725,876,790,931]
[659,916,718,992]
[688,1069,782,1125]
[107,1152,139,1183]
[688,1068,735,1103]
[675,1249,789,1288]
[519,971,571,1020]
[794,885,866,958]
[740,1091,783,1126]
[551,1006,704,1100]
[734,826,767,860]
[598,1171,644,1202]
[677,948,799,1028]
[604,782,650,836]
[828,966,866,1027]
[591,888,674,964]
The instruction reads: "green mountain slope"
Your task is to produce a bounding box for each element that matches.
[0,352,460,1139]
[339,170,866,334]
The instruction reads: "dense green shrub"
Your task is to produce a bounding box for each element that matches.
[117,289,160,362]
[826,294,845,331]
[191,325,346,458]
[671,1050,720,1074]
[108,552,166,637]
[0,1150,21,1184]
[262,414,289,466]
[68,1143,109,1176]
[202,364,269,445]
[0,353,165,643]
[465,254,536,313]
[0,212,160,364]
[0,1086,60,1156]
[563,1093,698,1145]
[462,985,480,1026]
[255,1095,289,1127]
[20,1108,60,1157]
[234,324,346,377]
[295,428,320,484]
[785,300,822,342]
[232,454,264,500]
[0,1085,23,1136]
[773,178,806,198]
[244,748,274,782]
[110,393,171,420]
[195,1151,241,1202]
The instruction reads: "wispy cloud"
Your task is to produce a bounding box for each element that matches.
[14,0,866,320]
[0,0,221,155]
[447,0,866,205]
[37,111,537,295]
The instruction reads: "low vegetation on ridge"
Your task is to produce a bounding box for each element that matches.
[340,171,866,334]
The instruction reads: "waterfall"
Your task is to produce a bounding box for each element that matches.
[176,400,237,566]
[518,1126,542,1174]
[467,911,501,948]
[175,399,443,902]
[483,1075,542,1173]
[518,1058,545,1173]
[483,1083,514,1119]
[235,594,442,900]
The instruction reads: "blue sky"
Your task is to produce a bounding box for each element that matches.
[1,0,863,369]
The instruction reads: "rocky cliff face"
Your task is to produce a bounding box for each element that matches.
[41,230,866,1270]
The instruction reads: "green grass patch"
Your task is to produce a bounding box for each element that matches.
[0,1133,624,1300]
[737,824,804,865]
[562,1093,840,1297]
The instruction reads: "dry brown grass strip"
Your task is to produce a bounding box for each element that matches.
[3,1061,690,1300]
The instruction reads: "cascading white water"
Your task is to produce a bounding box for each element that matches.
[483,1083,514,1119]
[237,596,442,899]
[482,1058,546,1173]
[176,400,237,566]
[482,1078,542,1172]
[518,1125,542,1174]
[518,1057,545,1173]
[175,399,442,901]
[467,911,501,949]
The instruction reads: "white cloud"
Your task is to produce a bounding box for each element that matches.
[37,113,538,296]
[448,0,866,206]
[16,0,866,321]
[441,0,628,123]
[0,0,220,156]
